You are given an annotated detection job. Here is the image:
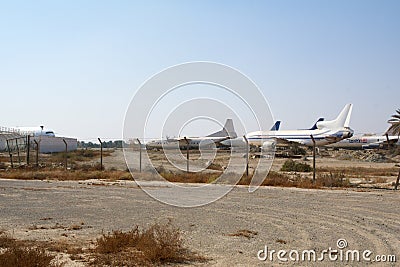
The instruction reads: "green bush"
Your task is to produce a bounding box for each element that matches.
[281,159,312,172]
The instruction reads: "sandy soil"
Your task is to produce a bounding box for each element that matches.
[0,178,399,266]
[0,149,399,266]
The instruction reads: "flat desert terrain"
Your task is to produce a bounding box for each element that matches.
[0,149,399,266]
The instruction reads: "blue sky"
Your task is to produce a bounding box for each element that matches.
[1,1,399,141]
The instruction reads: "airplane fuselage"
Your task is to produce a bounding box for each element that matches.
[246,127,353,147]
[146,137,227,150]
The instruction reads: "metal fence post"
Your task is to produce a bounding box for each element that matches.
[6,139,13,168]
[184,137,189,173]
[26,135,30,166]
[15,138,21,166]
[310,135,316,184]
[395,164,400,190]
[63,139,68,170]
[34,140,40,167]
[98,138,103,171]
[243,135,249,177]
[136,138,142,172]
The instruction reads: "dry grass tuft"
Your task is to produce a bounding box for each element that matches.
[281,159,312,172]
[318,166,398,177]
[93,222,206,266]
[156,168,220,184]
[49,149,113,163]
[0,169,132,181]
[371,177,388,184]
[317,172,350,187]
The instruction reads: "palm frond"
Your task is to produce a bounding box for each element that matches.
[386,109,400,136]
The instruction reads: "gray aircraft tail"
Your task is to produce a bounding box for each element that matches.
[207,119,237,138]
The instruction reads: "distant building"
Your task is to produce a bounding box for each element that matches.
[0,126,77,153]
[33,136,77,153]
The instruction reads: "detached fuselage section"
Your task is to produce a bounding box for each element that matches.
[327,135,399,149]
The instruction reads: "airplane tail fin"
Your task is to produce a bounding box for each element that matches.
[207,119,237,138]
[308,118,324,130]
[317,104,353,129]
[270,121,281,131]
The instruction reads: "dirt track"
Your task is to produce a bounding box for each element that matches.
[0,178,399,266]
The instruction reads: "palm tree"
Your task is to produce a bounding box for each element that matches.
[387,109,400,136]
[386,109,400,190]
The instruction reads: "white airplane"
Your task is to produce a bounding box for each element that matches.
[220,121,281,148]
[14,126,55,137]
[326,134,399,149]
[246,104,354,150]
[146,119,237,150]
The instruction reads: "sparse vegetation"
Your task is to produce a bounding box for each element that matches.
[0,232,59,267]
[49,149,113,163]
[288,144,307,155]
[1,222,206,267]
[280,159,312,172]
[317,172,350,187]
[372,177,388,184]
[93,222,206,266]
[206,162,223,171]
[0,169,132,181]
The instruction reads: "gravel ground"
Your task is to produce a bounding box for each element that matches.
[0,178,399,266]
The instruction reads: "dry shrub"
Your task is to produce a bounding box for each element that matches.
[93,222,205,266]
[49,149,113,164]
[0,169,132,181]
[317,172,350,187]
[372,177,388,184]
[0,247,56,267]
[318,166,398,177]
[206,162,223,171]
[281,159,312,172]
[157,169,220,184]
[0,232,59,267]
[0,231,15,248]
[96,227,140,254]
[0,162,7,169]
[238,171,318,188]
[136,223,185,263]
